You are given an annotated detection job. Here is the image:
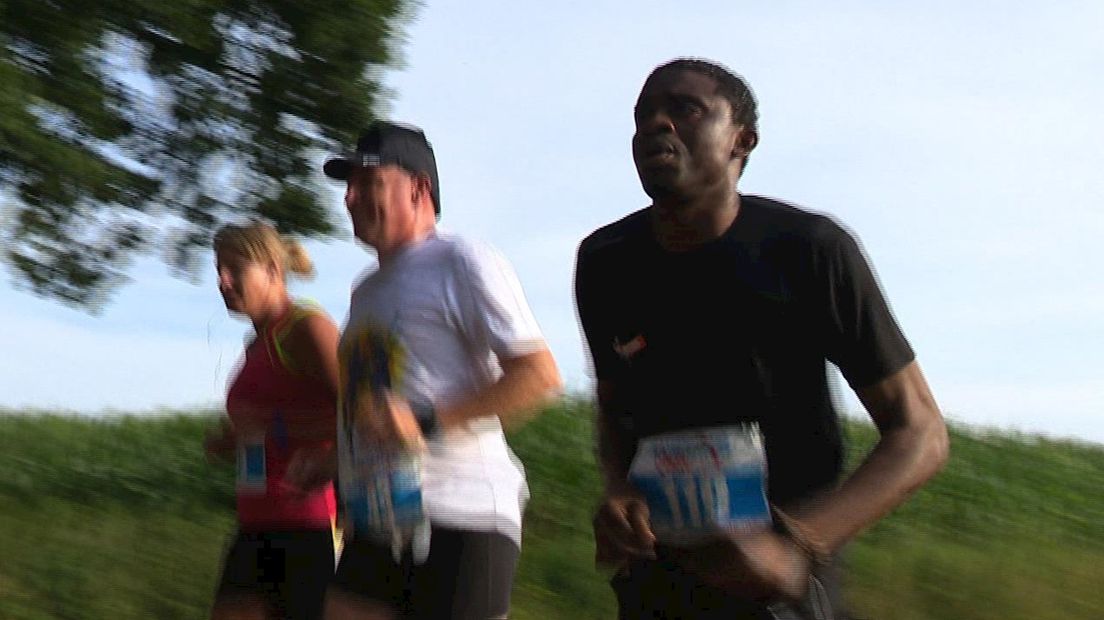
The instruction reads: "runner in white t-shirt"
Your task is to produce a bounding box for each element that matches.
[318,120,563,620]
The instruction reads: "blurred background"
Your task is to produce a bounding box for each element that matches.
[1,1,1102,618]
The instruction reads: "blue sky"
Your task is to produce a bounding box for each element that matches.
[2,1,1102,443]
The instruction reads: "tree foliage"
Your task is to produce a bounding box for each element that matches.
[0,0,411,308]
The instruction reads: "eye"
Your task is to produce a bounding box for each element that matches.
[673,99,704,117]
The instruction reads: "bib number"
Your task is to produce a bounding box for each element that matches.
[341,450,425,539]
[629,424,771,544]
[236,436,267,494]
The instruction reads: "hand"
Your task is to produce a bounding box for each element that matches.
[283,445,336,496]
[354,389,426,452]
[660,529,811,602]
[593,489,657,568]
[203,420,235,463]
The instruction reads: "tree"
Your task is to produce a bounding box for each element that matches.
[0,0,411,308]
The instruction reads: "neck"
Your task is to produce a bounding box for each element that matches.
[377,202,438,265]
[250,294,291,333]
[377,224,436,266]
[651,186,741,252]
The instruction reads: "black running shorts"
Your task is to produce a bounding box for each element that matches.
[610,554,848,620]
[214,528,335,620]
[331,526,519,619]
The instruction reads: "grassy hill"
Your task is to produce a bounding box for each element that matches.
[1,402,1101,619]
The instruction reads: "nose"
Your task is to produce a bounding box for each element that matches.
[635,104,675,136]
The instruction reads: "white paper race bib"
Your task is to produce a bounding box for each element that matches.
[236,435,267,494]
[342,450,425,536]
[628,424,771,545]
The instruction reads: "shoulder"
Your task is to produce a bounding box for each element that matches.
[434,231,495,259]
[281,305,338,352]
[269,304,338,374]
[741,194,855,249]
[289,308,338,337]
[577,207,650,263]
[349,264,378,298]
[432,232,514,278]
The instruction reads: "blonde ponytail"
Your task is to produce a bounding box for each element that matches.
[283,238,315,278]
[213,221,315,281]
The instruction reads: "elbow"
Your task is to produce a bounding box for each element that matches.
[928,414,950,473]
[514,347,563,403]
[539,354,565,401]
[917,405,950,480]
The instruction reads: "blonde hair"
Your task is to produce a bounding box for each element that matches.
[213,221,315,279]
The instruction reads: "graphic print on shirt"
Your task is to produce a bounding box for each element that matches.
[338,323,425,543]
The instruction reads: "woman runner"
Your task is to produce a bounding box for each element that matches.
[205,222,341,620]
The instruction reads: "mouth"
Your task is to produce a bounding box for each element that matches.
[637,139,678,165]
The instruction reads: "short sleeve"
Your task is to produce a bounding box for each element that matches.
[817,223,915,389]
[454,241,547,360]
[574,238,620,381]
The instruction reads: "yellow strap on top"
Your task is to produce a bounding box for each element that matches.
[271,300,323,374]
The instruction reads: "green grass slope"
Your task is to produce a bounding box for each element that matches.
[1,403,1101,619]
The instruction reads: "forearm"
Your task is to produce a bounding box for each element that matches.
[209,436,237,460]
[793,414,947,552]
[436,348,562,431]
[790,363,949,553]
[596,380,637,494]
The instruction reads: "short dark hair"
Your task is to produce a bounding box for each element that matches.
[649,58,759,132]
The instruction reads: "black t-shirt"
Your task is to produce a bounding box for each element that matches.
[574,195,915,504]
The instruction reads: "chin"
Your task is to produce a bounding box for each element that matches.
[639,169,684,199]
[352,225,379,247]
[641,178,686,202]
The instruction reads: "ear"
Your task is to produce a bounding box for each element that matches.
[411,172,433,208]
[731,126,759,160]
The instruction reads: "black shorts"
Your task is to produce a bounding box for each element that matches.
[215,528,335,620]
[610,554,847,620]
[331,527,519,619]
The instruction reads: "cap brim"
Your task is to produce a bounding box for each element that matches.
[323,157,354,180]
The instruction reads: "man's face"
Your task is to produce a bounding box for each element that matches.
[345,165,419,254]
[632,68,744,202]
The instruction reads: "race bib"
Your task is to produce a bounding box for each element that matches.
[342,450,425,539]
[236,434,267,494]
[628,424,771,545]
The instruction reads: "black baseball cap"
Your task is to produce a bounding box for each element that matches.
[323,121,441,215]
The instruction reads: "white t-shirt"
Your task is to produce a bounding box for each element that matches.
[337,232,546,546]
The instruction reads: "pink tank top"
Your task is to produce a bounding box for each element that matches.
[226,304,337,531]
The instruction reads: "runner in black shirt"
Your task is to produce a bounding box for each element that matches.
[574,57,949,620]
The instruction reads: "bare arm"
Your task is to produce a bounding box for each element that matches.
[593,378,656,566]
[437,347,562,431]
[280,312,341,493]
[204,418,237,462]
[365,348,561,450]
[595,379,637,493]
[788,360,949,553]
[282,312,341,397]
[665,360,948,600]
